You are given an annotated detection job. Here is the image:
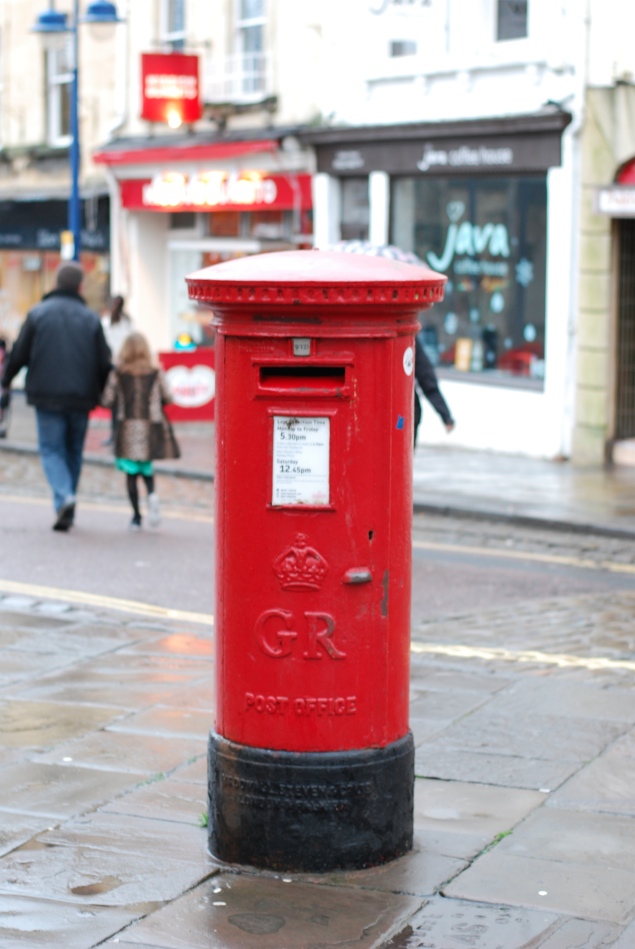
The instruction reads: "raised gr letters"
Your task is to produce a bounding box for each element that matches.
[255,609,345,660]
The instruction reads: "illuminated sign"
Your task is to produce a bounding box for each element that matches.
[141,53,201,126]
[595,187,635,217]
[120,173,313,212]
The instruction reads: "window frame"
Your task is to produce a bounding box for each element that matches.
[235,0,267,95]
[160,0,186,51]
[496,0,528,43]
[45,43,73,147]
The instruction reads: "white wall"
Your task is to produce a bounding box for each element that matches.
[126,211,170,354]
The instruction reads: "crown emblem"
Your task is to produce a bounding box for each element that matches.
[273,534,329,590]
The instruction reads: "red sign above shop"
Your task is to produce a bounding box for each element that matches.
[120,173,313,212]
[141,53,202,126]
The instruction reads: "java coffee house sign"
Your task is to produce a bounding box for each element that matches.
[318,131,563,177]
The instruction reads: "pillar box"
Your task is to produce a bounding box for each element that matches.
[186,250,445,872]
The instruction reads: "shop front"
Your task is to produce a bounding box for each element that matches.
[0,195,110,344]
[302,113,574,458]
[94,136,314,359]
[596,159,635,460]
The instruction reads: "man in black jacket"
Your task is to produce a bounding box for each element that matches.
[414,335,455,446]
[0,263,111,531]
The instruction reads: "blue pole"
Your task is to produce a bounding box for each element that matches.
[68,0,81,261]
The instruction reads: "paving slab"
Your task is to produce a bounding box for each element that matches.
[534,919,625,948]
[0,813,57,859]
[100,779,207,825]
[108,707,211,740]
[444,850,635,925]
[124,631,213,658]
[413,778,546,848]
[547,743,635,816]
[384,897,561,949]
[0,699,123,749]
[0,649,79,686]
[490,808,635,873]
[0,894,144,949]
[7,660,208,708]
[0,610,71,629]
[102,872,423,949]
[0,815,214,906]
[409,687,491,721]
[296,839,467,899]
[443,809,635,927]
[416,704,626,764]
[611,919,635,947]
[415,745,580,791]
[483,678,635,724]
[409,668,513,695]
[388,899,624,948]
[36,730,207,775]
[2,621,147,660]
[169,755,208,784]
[0,762,140,819]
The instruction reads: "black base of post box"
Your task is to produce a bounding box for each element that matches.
[207,730,414,872]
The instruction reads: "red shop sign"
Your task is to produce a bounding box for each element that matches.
[159,349,215,422]
[120,173,313,212]
[141,52,202,125]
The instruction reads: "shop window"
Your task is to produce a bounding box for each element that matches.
[497,0,528,41]
[46,43,72,146]
[390,40,417,56]
[249,210,288,240]
[236,0,267,95]
[170,211,197,230]
[209,211,242,237]
[340,178,370,241]
[161,0,186,51]
[391,175,547,385]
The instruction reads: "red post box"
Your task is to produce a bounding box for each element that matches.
[186,250,445,872]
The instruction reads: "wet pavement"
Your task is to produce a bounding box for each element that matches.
[2,396,635,946]
[2,391,634,538]
[1,589,635,947]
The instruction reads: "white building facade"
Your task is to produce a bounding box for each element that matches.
[305,0,635,464]
[2,0,635,463]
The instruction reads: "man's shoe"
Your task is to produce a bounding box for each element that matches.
[53,498,75,532]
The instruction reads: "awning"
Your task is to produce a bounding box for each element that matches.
[93,138,279,167]
[617,158,635,184]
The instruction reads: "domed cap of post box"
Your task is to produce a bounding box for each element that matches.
[186,249,446,313]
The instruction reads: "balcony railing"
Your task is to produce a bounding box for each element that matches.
[202,51,273,105]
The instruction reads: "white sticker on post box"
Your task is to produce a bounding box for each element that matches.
[272,417,330,506]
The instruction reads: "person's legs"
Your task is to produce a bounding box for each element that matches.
[413,392,422,447]
[36,409,75,512]
[65,410,89,497]
[143,473,160,527]
[126,474,142,528]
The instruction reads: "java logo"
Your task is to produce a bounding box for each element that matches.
[427,201,510,272]
[166,364,215,408]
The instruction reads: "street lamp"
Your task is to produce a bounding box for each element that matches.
[32,2,122,261]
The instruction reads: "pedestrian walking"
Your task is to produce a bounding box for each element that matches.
[0,339,9,438]
[101,295,134,446]
[414,335,455,446]
[101,331,180,530]
[0,263,112,530]
[101,294,133,362]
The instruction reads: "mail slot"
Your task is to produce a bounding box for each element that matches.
[186,250,446,872]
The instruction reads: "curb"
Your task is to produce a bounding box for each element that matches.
[413,500,635,542]
[0,441,215,482]
[3,441,633,541]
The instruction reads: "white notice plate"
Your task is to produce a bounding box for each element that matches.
[272,417,330,506]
